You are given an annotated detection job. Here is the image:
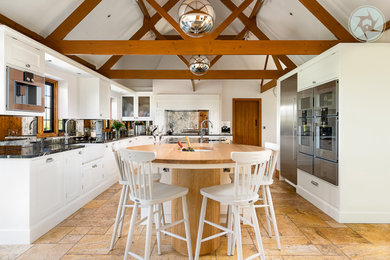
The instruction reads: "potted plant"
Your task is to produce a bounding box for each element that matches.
[111,120,125,140]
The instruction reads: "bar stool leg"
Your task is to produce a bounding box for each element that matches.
[110,184,126,250]
[194,196,208,260]
[262,185,272,237]
[250,204,265,260]
[227,205,233,256]
[266,185,281,250]
[118,185,129,238]
[182,195,193,260]
[160,203,166,227]
[144,205,154,260]
[233,205,243,260]
[155,204,162,255]
[123,202,139,260]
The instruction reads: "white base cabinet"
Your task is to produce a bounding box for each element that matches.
[64,150,83,203]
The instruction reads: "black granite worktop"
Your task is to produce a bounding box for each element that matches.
[0,143,84,159]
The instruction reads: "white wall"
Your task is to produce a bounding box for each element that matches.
[153,79,278,146]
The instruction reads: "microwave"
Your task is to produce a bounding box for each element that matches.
[6,66,45,113]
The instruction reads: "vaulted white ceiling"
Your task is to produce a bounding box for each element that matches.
[0,0,389,90]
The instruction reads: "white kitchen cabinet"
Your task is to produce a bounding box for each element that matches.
[64,150,83,203]
[5,35,45,75]
[103,142,118,179]
[30,154,64,225]
[298,51,339,91]
[122,93,153,120]
[81,159,103,193]
[78,78,111,119]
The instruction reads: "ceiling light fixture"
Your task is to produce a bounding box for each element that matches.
[178,0,215,37]
[189,55,210,75]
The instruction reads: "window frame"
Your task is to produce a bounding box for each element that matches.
[37,78,58,138]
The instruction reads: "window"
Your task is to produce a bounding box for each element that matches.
[44,81,54,132]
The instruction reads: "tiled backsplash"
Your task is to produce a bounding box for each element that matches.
[166,110,208,133]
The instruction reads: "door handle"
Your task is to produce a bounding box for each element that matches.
[255,120,258,126]
[46,158,54,163]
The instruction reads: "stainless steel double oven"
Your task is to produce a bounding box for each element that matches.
[297,80,339,185]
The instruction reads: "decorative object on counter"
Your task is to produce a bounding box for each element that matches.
[112,120,125,140]
[134,121,146,136]
[178,0,215,37]
[189,55,210,75]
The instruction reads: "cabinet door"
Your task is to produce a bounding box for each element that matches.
[31,155,64,224]
[82,160,103,193]
[5,36,45,74]
[99,80,111,119]
[122,96,135,119]
[103,143,118,178]
[64,150,83,203]
[137,96,151,119]
[298,52,339,91]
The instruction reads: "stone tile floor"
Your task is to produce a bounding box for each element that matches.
[2,179,390,259]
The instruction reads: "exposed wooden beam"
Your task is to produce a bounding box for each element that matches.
[260,55,269,87]
[105,69,285,79]
[57,39,339,55]
[136,0,150,19]
[210,27,250,67]
[98,0,179,72]
[46,0,102,41]
[261,79,277,93]
[0,13,96,70]
[145,0,189,39]
[249,0,264,19]
[385,20,390,31]
[298,0,356,41]
[272,55,283,70]
[151,27,189,67]
[207,0,254,39]
[160,34,241,40]
[220,0,296,69]
[191,79,196,92]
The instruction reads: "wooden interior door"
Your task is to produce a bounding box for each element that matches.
[233,98,261,146]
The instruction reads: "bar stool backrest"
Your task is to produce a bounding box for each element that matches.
[119,149,157,201]
[113,145,127,183]
[231,150,272,200]
[264,142,280,183]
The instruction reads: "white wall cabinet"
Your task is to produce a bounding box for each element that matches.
[30,154,64,225]
[78,78,111,119]
[122,93,153,121]
[64,150,83,203]
[5,35,45,75]
[298,52,339,91]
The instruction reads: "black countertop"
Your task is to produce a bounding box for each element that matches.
[0,143,85,159]
[163,133,232,136]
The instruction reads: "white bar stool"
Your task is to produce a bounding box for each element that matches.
[194,150,272,260]
[109,146,164,251]
[257,142,281,250]
[120,149,193,260]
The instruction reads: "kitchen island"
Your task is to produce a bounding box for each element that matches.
[127,143,265,255]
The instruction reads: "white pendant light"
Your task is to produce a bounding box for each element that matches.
[189,55,210,75]
[178,0,215,37]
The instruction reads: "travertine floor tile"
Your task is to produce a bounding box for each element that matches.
[17,244,73,260]
[288,212,330,228]
[35,227,74,244]
[0,245,32,260]
[83,200,107,209]
[338,244,390,259]
[316,228,370,245]
[300,228,332,245]
[67,235,112,255]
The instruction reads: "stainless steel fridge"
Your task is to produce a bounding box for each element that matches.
[280,74,298,184]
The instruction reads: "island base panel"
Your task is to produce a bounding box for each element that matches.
[171,168,221,256]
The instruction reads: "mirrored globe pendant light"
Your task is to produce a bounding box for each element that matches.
[178,0,215,37]
[189,55,210,75]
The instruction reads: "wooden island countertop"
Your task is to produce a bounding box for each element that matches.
[127,143,265,165]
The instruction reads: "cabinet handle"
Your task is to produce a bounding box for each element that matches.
[25,64,31,68]
[312,81,316,84]
[129,140,132,143]
[311,180,319,187]
[46,158,54,163]
[100,113,103,116]
[78,151,82,155]
[92,164,98,168]
[105,144,108,148]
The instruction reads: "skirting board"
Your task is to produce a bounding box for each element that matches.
[0,176,118,244]
[297,185,340,222]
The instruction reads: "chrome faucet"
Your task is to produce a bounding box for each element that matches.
[29,117,37,135]
[64,119,76,145]
[200,119,214,143]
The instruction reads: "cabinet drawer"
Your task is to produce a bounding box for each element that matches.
[298,52,339,91]
[298,169,339,208]
[5,36,45,75]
